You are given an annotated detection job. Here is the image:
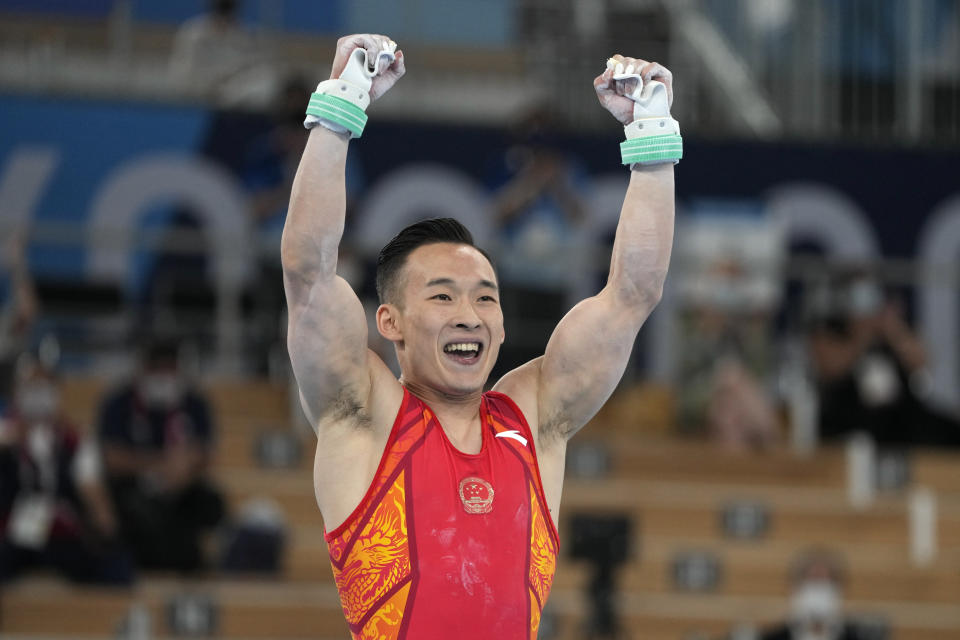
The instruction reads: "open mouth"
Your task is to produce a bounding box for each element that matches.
[443,341,483,365]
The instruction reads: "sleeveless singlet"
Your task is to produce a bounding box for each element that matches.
[324,388,560,639]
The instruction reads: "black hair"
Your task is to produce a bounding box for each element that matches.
[211,0,238,17]
[375,218,494,305]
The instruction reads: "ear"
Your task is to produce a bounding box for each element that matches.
[376,303,403,343]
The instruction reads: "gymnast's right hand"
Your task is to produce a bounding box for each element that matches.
[331,34,405,102]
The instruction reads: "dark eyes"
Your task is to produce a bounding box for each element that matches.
[429,294,497,303]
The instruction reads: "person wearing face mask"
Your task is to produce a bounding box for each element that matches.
[757,548,872,640]
[0,357,132,584]
[96,338,224,572]
[808,272,960,448]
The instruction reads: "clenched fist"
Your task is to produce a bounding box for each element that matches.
[594,56,673,126]
[331,34,405,102]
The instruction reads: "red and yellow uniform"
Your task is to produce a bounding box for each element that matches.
[325,388,560,639]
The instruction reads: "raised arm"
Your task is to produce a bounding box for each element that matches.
[282,35,405,428]
[495,56,678,443]
[2,226,39,337]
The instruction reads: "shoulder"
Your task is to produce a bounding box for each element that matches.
[491,357,542,432]
[484,391,539,449]
[484,390,526,423]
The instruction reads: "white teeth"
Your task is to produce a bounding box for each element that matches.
[444,342,480,353]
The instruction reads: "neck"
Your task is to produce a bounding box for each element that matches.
[400,378,485,453]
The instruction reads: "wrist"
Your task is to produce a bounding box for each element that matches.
[306,42,396,139]
[609,76,681,167]
[620,120,683,167]
[304,79,368,139]
[310,119,352,141]
[629,162,675,175]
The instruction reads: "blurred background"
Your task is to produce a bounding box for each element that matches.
[1,0,959,639]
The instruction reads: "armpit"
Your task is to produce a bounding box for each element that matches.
[538,407,574,443]
[323,384,373,428]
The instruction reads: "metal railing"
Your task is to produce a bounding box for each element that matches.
[1,1,957,142]
[520,0,960,144]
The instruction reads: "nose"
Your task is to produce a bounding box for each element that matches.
[453,300,482,330]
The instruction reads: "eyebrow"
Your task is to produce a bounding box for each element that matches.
[425,278,499,291]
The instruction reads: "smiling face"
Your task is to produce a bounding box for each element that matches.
[376,242,505,398]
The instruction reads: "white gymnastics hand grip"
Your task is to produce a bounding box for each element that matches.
[340,40,397,92]
[606,58,670,119]
[606,58,670,120]
[607,57,644,101]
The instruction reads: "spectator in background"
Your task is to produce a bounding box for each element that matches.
[97,338,224,573]
[491,104,588,292]
[135,205,219,352]
[244,76,313,235]
[675,218,783,450]
[241,76,368,374]
[489,105,589,372]
[0,228,38,413]
[0,357,132,585]
[757,547,872,640]
[808,272,960,448]
[169,0,274,106]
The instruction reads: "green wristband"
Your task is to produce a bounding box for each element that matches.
[306,93,368,139]
[620,133,683,165]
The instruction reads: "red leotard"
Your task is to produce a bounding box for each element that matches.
[324,388,560,639]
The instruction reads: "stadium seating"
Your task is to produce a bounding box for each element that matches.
[1,376,958,640]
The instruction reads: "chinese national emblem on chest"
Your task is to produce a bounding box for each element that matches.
[458,476,494,514]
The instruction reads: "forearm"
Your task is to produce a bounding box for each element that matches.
[605,164,675,313]
[78,481,117,536]
[886,328,927,372]
[281,127,350,284]
[5,245,38,325]
[282,34,404,287]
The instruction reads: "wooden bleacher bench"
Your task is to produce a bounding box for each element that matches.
[3,574,959,640]
[276,520,960,600]
[40,376,960,639]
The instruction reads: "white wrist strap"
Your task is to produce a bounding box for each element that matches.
[304,41,397,139]
[608,59,682,166]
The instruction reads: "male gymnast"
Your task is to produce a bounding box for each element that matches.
[282,33,680,639]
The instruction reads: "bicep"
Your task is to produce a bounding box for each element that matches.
[537,290,648,438]
[286,274,374,424]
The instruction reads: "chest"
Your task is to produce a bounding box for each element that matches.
[402,423,538,611]
[125,405,196,449]
[408,422,533,553]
